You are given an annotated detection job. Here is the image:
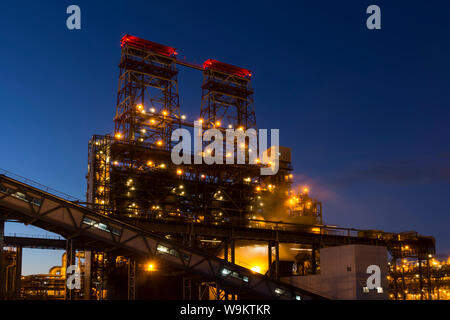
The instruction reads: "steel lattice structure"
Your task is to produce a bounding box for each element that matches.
[115,35,181,148]
[200,59,255,130]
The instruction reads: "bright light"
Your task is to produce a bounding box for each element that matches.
[181,115,186,120]
[198,118,203,123]
[251,266,261,273]
[137,104,143,110]
[176,169,183,175]
[162,110,168,116]
[147,161,153,166]
[215,121,221,127]
[303,187,309,194]
[147,263,155,271]
[115,133,122,139]
[156,140,163,146]
[228,124,233,129]
[150,108,156,113]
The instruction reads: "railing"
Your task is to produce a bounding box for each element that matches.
[0,168,81,202]
[5,233,64,240]
[0,168,396,241]
[235,218,395,239]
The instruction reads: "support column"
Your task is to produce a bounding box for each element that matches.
[83,250,91,300]
[65,239,76,300]
[311,243,317,275]
[0,218,5,300]
[215,282,220,300]
[230,239,235,264]
[223,240,228,262]
[274,231,280,280]
[393,257,399,300]
[401,265,407,300]
[275,241,280,280]
[127,259,136,300]
[268,242,272,278]
[15,246,22,299]
[426,258,432,300]
[419,259,423,300]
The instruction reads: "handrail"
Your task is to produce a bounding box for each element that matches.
[5,233,64,240]
[0,168,395,240]
[0,168,81,202]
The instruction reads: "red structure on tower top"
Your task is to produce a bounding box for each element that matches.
[121,34,177,57]
[203,59,252,78]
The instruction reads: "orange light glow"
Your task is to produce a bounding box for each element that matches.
[251,266,261,273]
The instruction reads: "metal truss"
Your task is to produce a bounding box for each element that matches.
[0,174,323,300]
[200,63,256,130]
[115,36,180,148]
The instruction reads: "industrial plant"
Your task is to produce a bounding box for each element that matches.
[0,35,448,300]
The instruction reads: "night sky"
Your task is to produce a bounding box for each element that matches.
[1,0,449,274]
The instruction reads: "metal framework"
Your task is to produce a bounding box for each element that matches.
[1,35,441,300]
[0,174,322,300]
[115,35,180,148]
[200,59,255,130]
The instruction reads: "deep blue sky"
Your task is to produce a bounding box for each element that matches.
[1,0,449,274]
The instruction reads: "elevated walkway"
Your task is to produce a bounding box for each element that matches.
[0,174,324,300]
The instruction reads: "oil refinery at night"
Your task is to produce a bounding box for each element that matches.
[1,33,448,302]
